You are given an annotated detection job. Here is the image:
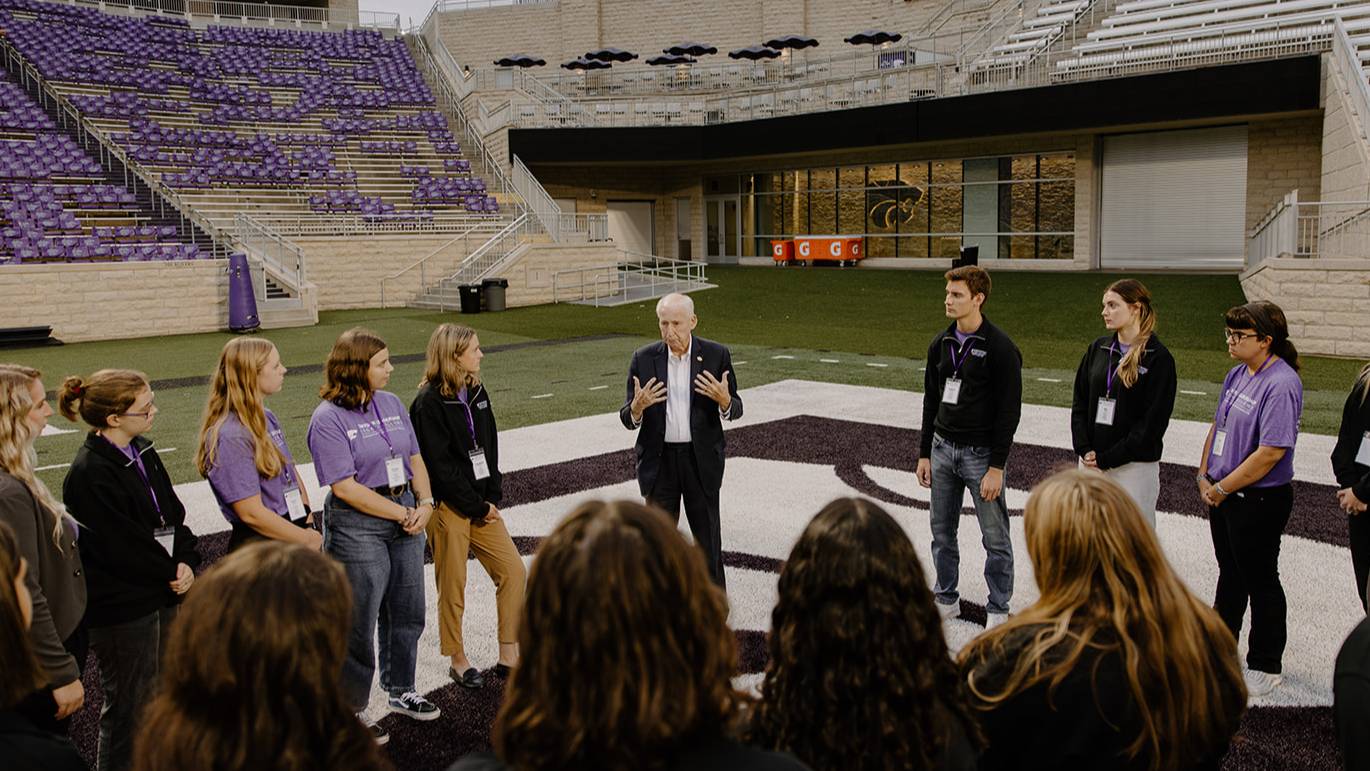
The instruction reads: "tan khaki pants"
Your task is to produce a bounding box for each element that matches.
[427,503,526,658]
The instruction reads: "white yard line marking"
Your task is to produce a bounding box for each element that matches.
[39,447,178,473]
[734,361,748,365]
[588,385,609,391]
[1180,389,1208,396]
[819,358,840,363]
[1037,377,1062,383]
[40,425,75,437]
[531,393,554,399]
[771,355,795,360]
[866,362,889,368]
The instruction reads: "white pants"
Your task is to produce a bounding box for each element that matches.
[1079,460,1161,527]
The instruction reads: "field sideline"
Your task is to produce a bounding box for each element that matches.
[15,266,1363,491]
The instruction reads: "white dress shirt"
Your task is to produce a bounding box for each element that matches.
[664,341,693,442]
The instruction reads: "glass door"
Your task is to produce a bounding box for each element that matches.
[704,197,740,264]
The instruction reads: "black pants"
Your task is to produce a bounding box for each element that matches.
[1210,483,1293,674]
[649,443,725,588]
[16,623,88,734]
[1351,512,1370,611]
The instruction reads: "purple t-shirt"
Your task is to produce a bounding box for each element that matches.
[1207,358,1303,487]
[205,409,297,523]
[307,390,420,489]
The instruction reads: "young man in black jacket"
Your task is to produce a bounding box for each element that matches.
[1332,366,1370,609]
[916,266,1022,628]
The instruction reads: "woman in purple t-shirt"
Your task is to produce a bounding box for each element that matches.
[196,337,321,552]
[1197,301,1303,700]
[306,327,440,743]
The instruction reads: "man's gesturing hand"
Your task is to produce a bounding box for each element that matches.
[694,370,731,411]
[631,376,668,422]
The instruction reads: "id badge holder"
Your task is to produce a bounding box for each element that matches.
[942,377,962,405]
[1096,397,1116,426]
[153,526,175,557]
[1212,430,1227,457]
[469,448,490,480]
[1357,431,1370,467]
[385,456,406,488]
[285,488,307,520]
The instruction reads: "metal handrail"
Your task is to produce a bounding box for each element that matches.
[235,213,307,294]
[31,0,399,31]
[552,252,709,305]
[445,212,530,286]
[379,222,500,306]
[1249,193,1370,265]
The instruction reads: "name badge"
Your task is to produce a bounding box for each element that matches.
[1357,431,1370,467]
[1212,430,1227,457]
[385,456,406,488]
[1096,397,1116,426]
[153,526,175,557]
[942,377,962,405]
[285,488,307,520]
[469,448,490,480]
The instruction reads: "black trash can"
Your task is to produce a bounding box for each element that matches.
[481,277,508,312]
[459,284,482,314]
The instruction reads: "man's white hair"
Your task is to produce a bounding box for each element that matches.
[655,292,695,316]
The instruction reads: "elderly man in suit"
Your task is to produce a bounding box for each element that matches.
[620,292,742,587]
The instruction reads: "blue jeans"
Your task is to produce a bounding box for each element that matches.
[323,490,426,711]
[929,433,1014,614]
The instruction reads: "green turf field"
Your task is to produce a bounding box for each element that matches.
[17,266,1364,492]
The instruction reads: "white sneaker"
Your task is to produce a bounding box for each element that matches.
[1244,668,1283,699]
[356,711,389,745]
[936,600,959,620]
[985,612,1009,629]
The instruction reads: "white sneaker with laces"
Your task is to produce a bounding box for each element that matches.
[356,711,389,745]
[1243,668,1282,699]
[985,612,1009,629]
[936,600,959,620]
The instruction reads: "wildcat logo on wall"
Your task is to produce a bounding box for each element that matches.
[866,180,924,229]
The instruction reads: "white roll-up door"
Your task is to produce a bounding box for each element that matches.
[1100,125,1248,269]
[607,201,654,256]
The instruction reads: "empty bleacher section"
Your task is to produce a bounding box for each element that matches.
[0,2,505,237]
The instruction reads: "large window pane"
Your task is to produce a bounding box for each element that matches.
[838,165,864,190]
[867,235,896,257]
[1038,180,1074,234]
[810,167,837,191]
[791,192,809,234]
[1038,153,1073,180]
[1010,155,1036,182]
[811,189,836,234]
[897,235,929,258]
[1039,234,1074,260]
[838,187,864,235]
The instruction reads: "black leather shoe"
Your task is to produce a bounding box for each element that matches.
[492,663,513,678]
[450,666,484,689]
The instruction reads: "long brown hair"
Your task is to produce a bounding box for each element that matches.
[1105,279,1156,389]
[132,541,388,771]
[960,470,1245,771]
[0,520,44,709]
[0,365,66,548]
[421,323,479,399]
[319,328,386,410]
[196,338,287,479]
[493,500,744,770]
[1225,301,1300,372]
[746,497,981,770]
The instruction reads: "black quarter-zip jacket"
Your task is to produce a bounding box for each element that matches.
[1070,334,1178,470]
[920,316,1023,468]
[1332,379,1370,502]
[63,432,199,628]
[410,381,503,520]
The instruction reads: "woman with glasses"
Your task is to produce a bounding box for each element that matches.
[196,338,322,552]
[1070,279,1177,526]
[1196,302,1303,700]
[59,370,200,771]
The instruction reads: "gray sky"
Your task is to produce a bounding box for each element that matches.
[361,0,435,30]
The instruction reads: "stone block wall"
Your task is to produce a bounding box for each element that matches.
[1240,256,1370,358]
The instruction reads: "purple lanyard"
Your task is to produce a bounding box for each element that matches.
[1218,355,1274,429]
[111,438,163,524]
[457,387,478,446]
[1104,343,1121,397]
[946,336,975,378]
[370,399,398,458]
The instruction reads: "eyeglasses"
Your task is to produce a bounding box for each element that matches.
[1224,330,1259,343]
[121,399,156,419]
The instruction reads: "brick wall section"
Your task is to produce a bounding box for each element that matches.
[1246,116,1323,232]
[1240,257,1370,358]
[499,242,622,306]
[436,0,961,75]
[1321,52,1370,202]
[0,260,227,342]
[294,234,487,309]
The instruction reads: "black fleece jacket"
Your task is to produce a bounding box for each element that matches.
[1332,380,1370,504]
[410,382,503,519]
[920,317,1023,468]
[1070,334,1178,470]
[62,433,199,628]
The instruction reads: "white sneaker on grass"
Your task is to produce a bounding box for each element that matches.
[1243,668,1283,699]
